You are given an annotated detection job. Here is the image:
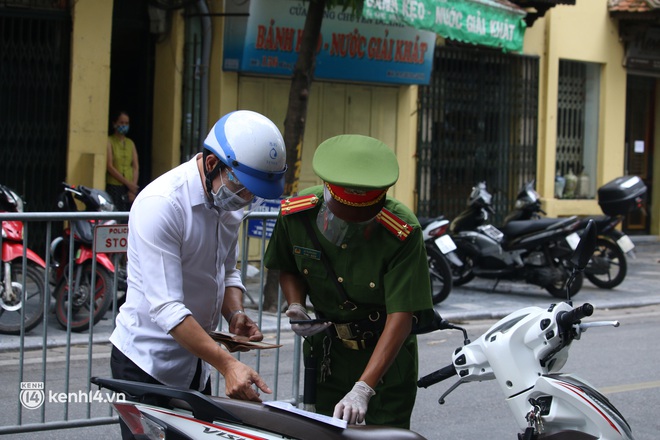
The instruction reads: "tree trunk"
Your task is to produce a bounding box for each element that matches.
[263,0,327,313]
[282,0,326,196]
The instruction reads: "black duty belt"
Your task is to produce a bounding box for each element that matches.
[326,310,386,350]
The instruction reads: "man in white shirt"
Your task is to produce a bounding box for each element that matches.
[110,110,287,438]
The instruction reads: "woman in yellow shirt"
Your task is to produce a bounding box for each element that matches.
[106,111,139,211]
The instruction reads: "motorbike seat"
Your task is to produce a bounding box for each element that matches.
[417,216,444,228]
[577,215,610,230]
[91,377,425,440]
[499,216,577,238]
[210,396,427,440]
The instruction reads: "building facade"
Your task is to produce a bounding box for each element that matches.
[2,0,658,236]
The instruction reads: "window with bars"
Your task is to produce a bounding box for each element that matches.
[555,59,600,199]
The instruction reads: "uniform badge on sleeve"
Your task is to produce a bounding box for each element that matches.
[376,209,413,241]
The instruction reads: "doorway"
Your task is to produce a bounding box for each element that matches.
[109,0,155,188]
[624,75,655,234]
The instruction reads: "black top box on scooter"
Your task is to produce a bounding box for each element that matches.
[597,176,647,216]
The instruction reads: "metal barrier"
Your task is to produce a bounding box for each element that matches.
[0,211,298,434]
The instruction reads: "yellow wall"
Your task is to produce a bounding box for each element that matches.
[66,0,113,188]
[523,2,627,218]
[394,85,419,209]
[151,10,186,179]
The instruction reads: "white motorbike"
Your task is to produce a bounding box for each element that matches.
[418,219,634,439]
[91,221,633,439]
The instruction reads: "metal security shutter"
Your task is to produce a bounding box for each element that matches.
[0,2,71,252]
[417,46,539,225]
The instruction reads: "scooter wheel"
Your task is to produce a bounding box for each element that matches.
[450,250,475,287]
[54,263,113,332]
[585,237,627,289]
[0,261,46,335]
[546,271,584,299]
[427,249,453,304]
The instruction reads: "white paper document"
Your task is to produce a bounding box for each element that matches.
[263,401,348,429]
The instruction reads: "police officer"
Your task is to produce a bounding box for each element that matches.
[264,134,433,428]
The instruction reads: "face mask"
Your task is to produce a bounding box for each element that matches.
[116,125,130,135]
[211,172,253,211]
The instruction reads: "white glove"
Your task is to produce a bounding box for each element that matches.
[285,303,331,337]
[333,381,375,424]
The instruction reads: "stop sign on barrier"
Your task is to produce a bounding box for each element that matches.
[94,224,129,253]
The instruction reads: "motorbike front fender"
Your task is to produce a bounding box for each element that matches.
[75,246,115,273]
[506,375,634,439]
[444,251,464,267]
[2,241,47,268]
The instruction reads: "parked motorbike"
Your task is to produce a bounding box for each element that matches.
[419,219,635,439]
[503,177,647,289]
[419,216,458,304]
[0,185,47,335]
[448,182,584,298]
[50,183,116,332]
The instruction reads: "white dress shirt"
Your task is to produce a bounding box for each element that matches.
[110,155,246,389]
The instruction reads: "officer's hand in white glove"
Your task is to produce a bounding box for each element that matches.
[333,381,375,424]
[285,303,331,337]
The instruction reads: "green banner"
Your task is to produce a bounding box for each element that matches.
[362,0,527,53]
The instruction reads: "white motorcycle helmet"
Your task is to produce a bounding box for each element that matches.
[203,110,287,200]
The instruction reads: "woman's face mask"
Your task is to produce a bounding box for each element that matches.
[115,124,130,135]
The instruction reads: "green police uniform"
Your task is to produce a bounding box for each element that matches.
[264,134,433,428]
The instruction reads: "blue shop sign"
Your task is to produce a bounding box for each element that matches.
[223,0,436,85]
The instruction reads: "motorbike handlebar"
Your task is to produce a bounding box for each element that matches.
[557,303,594,330]
[417,364,457,389]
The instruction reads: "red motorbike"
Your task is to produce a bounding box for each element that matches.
[50,183,116,332]
[0,185,47,335]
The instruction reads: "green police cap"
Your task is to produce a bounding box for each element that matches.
[313,135,399,222]
[312,134,399,189]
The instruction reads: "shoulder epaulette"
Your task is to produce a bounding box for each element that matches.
[376,208,413,241]
[281,194,320,216]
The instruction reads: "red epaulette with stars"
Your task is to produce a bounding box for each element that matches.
[280,194,320,216]
[376,208,413,241]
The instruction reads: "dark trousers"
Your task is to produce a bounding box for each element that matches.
[110,345,211,439]
[106,184,131,212]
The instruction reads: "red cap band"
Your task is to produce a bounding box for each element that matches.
[325,183,387,207]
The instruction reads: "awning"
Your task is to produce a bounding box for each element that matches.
[362,0,528,52]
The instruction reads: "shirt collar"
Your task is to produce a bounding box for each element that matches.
[187,154,209,208]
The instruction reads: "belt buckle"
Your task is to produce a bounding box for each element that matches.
[340,339,360,350]
[334,323,354,340]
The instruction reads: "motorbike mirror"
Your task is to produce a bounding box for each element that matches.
[570,219,597,270]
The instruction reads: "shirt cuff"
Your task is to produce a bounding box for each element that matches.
[153,301,192,334]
